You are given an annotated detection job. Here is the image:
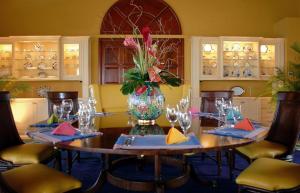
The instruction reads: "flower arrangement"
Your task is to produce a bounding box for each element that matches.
[121,26,182,95]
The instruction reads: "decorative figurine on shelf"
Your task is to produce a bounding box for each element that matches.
[121,26,182,124]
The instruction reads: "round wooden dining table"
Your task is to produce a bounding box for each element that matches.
[54,112,267,193]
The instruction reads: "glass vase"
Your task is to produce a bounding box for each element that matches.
[128,85,164,125]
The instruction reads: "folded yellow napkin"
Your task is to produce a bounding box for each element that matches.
[166,127,188,145]
[47,114,59,124]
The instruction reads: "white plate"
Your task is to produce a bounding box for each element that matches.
[231,86,245,96]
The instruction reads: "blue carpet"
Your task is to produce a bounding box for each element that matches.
[67,150,300,193]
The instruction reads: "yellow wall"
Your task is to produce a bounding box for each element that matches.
[0,0,299,97]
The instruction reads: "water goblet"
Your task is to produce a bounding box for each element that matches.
[178,111,192,136]
[178,96,189,113]
[52,104,63,120]
[61,99,73,121]
[166,105,178,128]
[215,98,224,126]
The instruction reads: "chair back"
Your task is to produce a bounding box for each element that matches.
[0,91,23,151]
[200,91,233,126]
[47,91,79,116]
[266,91,300,155]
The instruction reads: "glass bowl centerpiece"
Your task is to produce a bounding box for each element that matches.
[121,27,181,124]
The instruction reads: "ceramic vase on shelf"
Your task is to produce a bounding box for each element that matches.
[128,85,164,125]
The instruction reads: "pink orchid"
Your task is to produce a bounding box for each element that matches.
[123,37,138,50]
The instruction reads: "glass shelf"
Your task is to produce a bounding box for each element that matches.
[260,44,275,76]
[63,44,80,77]
[222,41,259,79]
[0,44,13,77]
[13,40,59,80]
[201,43,218,77]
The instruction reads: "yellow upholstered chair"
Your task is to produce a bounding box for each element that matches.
[0,164,82,193]
[236,158,300,193]
[89,84,191,113]
[229,92,300,177]
[0,91,57,170]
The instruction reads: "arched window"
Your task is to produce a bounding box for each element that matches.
[100,0,183,83]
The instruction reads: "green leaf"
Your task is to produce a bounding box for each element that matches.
[291,42,300,54]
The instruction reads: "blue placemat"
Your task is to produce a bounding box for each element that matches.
[205,125,268,139]
[114,133,201,149]
[27,130,100,144]
[30,123,59,127]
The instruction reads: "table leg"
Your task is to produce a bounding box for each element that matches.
[154,155,164,193]
[85,154,108,193]
[188,155,217,188]
[66,150,73,174]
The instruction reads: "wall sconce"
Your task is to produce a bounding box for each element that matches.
[260,45,268,53]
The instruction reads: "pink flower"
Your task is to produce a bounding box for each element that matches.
[123,37,138,50]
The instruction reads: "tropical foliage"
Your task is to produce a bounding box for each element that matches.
[0,77,30,97]
[263,42,300,100]
[121,27,181,95]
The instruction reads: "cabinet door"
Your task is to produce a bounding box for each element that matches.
[61,37,90,80]
[0,38,13,78]
[11,36,60,80]
[199,37,220,80]
[221,37,260,80]
[61,37,90,98]
[233,97,261,122]
[259,38,284,80]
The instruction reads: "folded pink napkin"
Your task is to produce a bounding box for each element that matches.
[51,122,76,136]
[234,118,254,131]
[188,107,200,114]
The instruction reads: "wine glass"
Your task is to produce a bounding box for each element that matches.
[166,105,178,128]
[215,98,224,126]
[52,104,63,120]
[177,111,192,136]
[177,96,189,113]
[61,99,73,121]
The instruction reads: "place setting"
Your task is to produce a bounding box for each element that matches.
[27,97,102,144]
[114,97,201,150]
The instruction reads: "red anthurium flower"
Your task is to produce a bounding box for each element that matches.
[148,67,162,82]
[135,85,147,95]
[142,26,151,43]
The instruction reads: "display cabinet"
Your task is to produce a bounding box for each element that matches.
[11,36,60,80]
[199,37,219,80]
[221,37,260,79]
[61,36,90,98]
[0,38,13,77]
[259,38,284,79]
[61,36,90,80]
[191,36,284,81]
